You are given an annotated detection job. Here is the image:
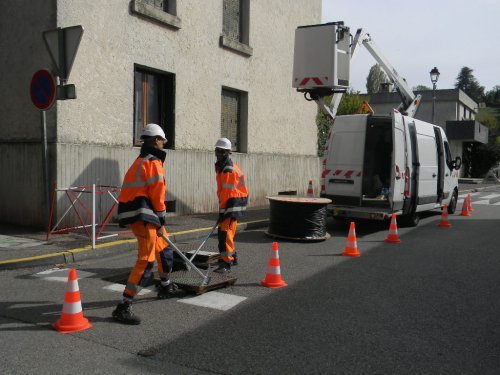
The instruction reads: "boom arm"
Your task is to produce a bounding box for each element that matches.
[313,26,421,119]
[353,29,421,117]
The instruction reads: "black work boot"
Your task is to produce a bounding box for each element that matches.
[214,261,231,273]
[157,282,186,299]
[112,302,141,325]
[232,252,238,266]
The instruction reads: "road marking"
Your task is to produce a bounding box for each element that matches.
[178,291,247,311]
[458,192,480,199]
[33,267,95,282]
[103,283,154,295]
[480,194,500,200]
[471,200,490,205]
[0,234,44,249]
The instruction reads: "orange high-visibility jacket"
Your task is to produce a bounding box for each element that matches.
[216,158,248,218]
[117,146,167,227]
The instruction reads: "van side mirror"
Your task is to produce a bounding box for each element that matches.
[453,156,462,170]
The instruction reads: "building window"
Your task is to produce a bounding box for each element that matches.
[220,0,253,56]
[131,0,181,29]
[134,66,175,148]
[143,0,171,12]
[223,0,241,42]
[221,88,248,152]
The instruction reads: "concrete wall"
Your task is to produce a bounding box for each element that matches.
[54,0,319,153]
[0,0,322,228]
[53,144,320,227]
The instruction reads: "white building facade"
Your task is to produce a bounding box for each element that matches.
[0,0,322,227]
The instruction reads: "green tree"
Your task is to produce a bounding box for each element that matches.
[467,143,500,177]
[484,85,500,106]
[465,108,500,177]
[366,64,388,94]
[412,85,431,91]
[476,111,499,136]
[316,91,364,157]
[455,66,485,103]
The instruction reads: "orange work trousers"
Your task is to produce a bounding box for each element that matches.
[218,217,238,263]
[123,221,173,300]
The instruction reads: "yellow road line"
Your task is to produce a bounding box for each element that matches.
[0,219,267,265]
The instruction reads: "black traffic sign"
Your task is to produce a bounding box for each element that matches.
[30,69,56,110]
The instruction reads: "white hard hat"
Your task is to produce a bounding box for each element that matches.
[215,137,232,150]
[141,123,166,140]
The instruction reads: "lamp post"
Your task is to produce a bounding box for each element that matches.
[430,67,440,123]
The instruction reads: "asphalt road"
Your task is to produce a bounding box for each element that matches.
[1,186,500,374]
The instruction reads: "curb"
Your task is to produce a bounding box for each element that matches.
[0,219,269,270]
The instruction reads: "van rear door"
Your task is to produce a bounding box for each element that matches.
[415,120,439,206]
[391,111,406,210]
[324,115,368,204]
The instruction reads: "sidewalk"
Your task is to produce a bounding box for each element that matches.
[0,208,269,270]
[0,181,496,270]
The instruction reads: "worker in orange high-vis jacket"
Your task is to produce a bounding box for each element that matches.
[213,137,249,273]
[112,123,184,325]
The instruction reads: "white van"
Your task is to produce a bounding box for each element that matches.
[320,110,462,226]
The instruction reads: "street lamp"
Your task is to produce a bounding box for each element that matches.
[430,67,440,123]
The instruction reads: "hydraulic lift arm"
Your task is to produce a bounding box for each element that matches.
[309,25,421,119]
[352,28,421,117]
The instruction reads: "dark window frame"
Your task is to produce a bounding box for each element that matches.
[130,0,181,29]
[133,65,175,148]
[221,87,248,153]
[220,0,253,56]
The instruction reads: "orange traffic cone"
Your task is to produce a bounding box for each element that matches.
[260,242,288,288]
[438,204,452,228]
[53,268,92,333]
[467,194,474,212]
[384,213,401,243]
[342,222,360,257]
[459,198,470,217]
[306,180,314,197]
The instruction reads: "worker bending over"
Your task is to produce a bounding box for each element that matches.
[214,138,249,273]
[112,123,183,325]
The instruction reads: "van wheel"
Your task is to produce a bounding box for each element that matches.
[447,190,458,214]
[400,211,420,227]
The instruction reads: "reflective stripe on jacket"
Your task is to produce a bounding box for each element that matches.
[216,158,248,218]
[118,146,167,227]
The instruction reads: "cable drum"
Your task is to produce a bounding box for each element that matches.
[266,196,332,241]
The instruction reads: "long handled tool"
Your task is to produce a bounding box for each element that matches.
[161,233,211,286]
[188,218,220,263]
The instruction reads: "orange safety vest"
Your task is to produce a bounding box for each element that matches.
[118,146,167,227]
[216,158,248,218]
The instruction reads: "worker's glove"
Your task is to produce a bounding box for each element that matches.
[157,226,166,236]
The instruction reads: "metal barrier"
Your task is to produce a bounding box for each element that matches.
[47,184,121,248]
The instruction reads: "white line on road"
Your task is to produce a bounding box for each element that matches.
[33,268,96,282]
[480,194,500,200]
[471,200,490,205]
[458,192,481,199]
[178,291,247,311]
[103,283,154,295]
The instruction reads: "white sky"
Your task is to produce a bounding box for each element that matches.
[321,0,500,93]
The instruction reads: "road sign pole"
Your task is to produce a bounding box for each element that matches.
[41,110,50,220]
[57,28,67,84]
